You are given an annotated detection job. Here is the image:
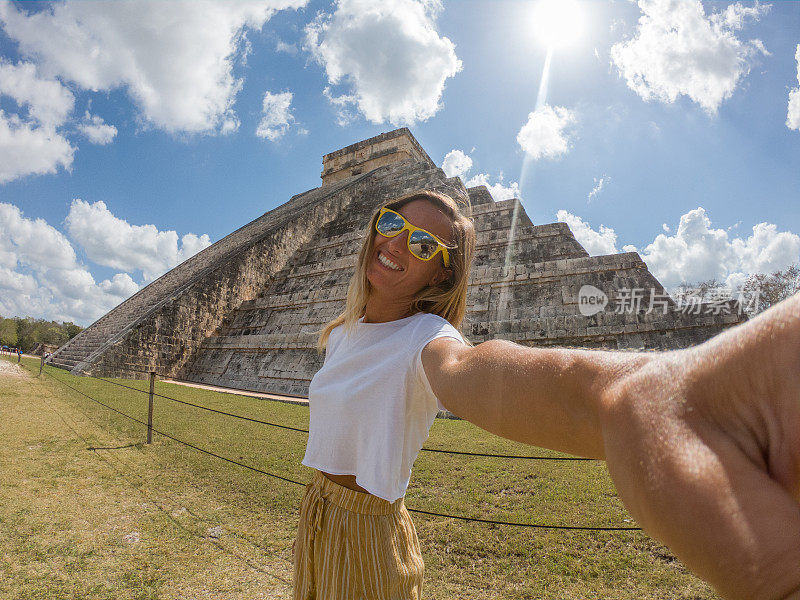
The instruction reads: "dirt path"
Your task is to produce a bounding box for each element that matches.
[162,378,308,406]
[0,358,27,379]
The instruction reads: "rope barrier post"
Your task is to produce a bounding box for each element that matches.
[147,371,156,444]
[39,354,44,376]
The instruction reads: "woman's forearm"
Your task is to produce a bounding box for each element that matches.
[426,293,800,599]
[425,338,657,458]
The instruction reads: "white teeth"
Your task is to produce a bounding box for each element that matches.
[378,252,402,271]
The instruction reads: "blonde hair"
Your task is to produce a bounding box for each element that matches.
[317,189,475,351]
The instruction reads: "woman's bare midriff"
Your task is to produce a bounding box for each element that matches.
[320,471,371,495]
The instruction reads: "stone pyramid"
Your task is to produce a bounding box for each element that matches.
[50,128,745,396]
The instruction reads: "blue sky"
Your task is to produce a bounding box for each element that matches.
[1,0,798,326]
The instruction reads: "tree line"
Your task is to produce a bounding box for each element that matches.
[677,263,799,316]
[0,316,83,352]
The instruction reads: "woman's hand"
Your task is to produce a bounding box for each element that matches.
[423,291,800,598]
[601,292,800,599]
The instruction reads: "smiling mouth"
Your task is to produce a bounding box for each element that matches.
[377,251,403,271]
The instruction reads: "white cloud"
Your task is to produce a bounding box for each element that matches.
[0,202,138,324]
[556,206,800,291]
[441,149,472,178]
[322,86,359,127]
[610,0,769,114]
[0,202,76,271]
[0,60,74,127]
[304,0,461,125]
[65,199,212,282]
[0,111,75,183]
[712,2,770,31]
[276,40,298,55]
[177,233,214,265]
[0,266,38,295]
[588,176,610,202]
[220,115,241,136]
[516,105,576,160]
[0,198,213,324]
[556,210,619,256]
[0,0,307,134]
[98,272,139,298]
[256,90,297,141]
[729,221,800,275]
[464,173,520,202]
[635,207,800,289]
[788,44,800,131]
[78,112,117,145]
[441,148,519,201]
[0,60,76,182]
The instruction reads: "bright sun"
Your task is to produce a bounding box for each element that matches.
[531,0,585,49]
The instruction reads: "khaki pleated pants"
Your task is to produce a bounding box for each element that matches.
[293,471,424,600]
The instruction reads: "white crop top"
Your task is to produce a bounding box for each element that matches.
[302,312,466,502]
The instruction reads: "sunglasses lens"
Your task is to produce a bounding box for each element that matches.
[409,230,439,260]
[376,211,405,236]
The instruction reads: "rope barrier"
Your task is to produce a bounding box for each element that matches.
[92,375,309,433]
[41,368,306,486]
[71,368,595,461]
[39,366,640,532]
[406,508,640,530]
[419,447,593,460]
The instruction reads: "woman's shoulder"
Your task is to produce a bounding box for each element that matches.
[411,312,451,326]
[407,312,464,341]
[326,322,346,349]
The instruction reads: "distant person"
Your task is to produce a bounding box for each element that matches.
[293,189,800,600]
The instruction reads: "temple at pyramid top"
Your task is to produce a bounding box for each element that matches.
[321,128,436,185]
[49,128,746,397]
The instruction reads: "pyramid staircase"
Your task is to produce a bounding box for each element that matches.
[47,171,388,375]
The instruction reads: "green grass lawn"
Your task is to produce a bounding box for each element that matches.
[0,356,717,599]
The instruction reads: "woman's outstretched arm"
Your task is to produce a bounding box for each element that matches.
[421,293,800,599]
[421,333,655,459]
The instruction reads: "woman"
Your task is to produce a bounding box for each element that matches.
[294,190,800,600]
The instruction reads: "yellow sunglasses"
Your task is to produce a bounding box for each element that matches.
[375,207,453,267]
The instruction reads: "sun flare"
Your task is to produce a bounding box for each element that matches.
[531,0,585,49]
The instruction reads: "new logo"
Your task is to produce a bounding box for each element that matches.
[578,285,608,316]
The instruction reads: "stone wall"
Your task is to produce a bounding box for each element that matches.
[321,128,435,186]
